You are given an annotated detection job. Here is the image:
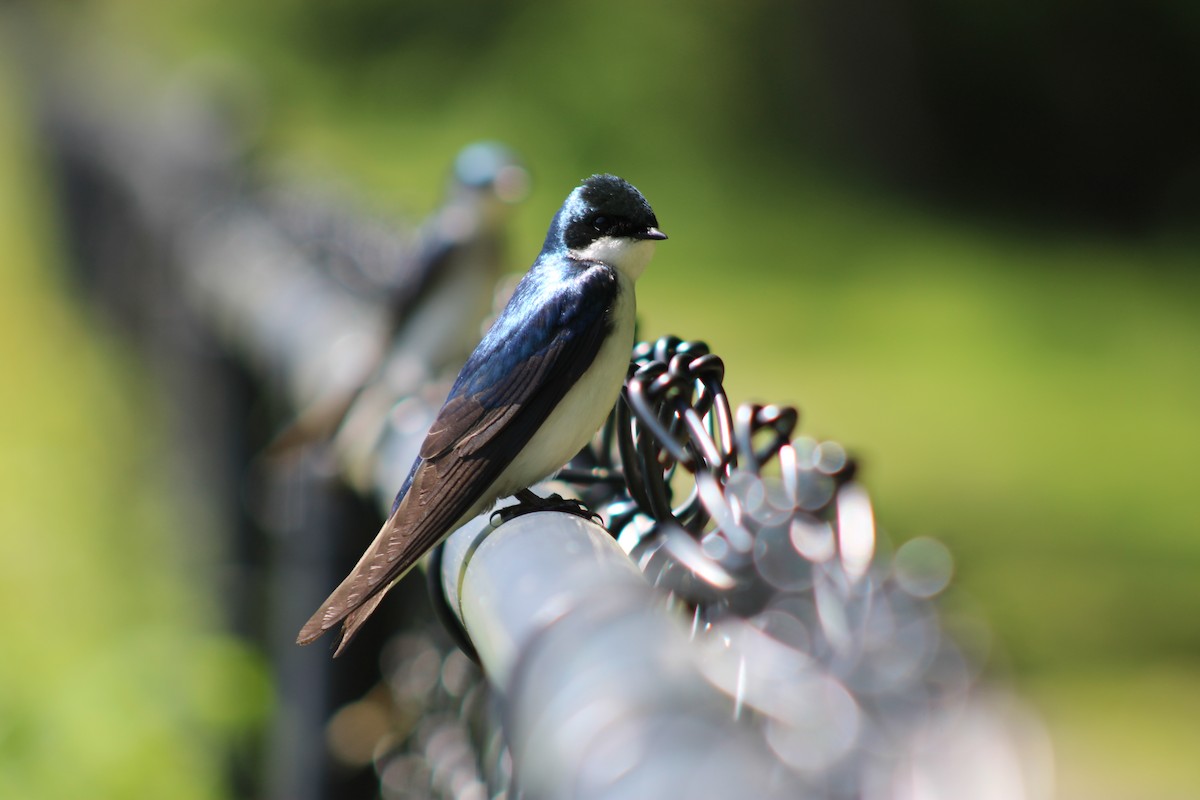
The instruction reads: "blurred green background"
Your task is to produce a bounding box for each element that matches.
[2,0,1198,797]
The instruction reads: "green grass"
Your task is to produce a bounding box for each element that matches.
[0,52,268,800]
[1028,665,1200,800]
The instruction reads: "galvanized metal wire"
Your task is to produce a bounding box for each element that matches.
[369,335,1010,800]
[596,337,974,796]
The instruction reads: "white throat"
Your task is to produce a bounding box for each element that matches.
[571,236,657,281]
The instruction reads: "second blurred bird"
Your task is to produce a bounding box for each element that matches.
[272,142,528,486]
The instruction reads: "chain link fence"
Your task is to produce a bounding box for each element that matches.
[32,48,1051,800]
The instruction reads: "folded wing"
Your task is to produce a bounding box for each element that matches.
[297,261,619,650]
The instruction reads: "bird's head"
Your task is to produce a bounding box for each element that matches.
[545,174,666,280]
[452,142,530,203]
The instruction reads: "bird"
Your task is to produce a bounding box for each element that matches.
[297,173,667,654]
[327,143,529,489]
[265,142,527,469]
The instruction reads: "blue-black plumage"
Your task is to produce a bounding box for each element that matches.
[298,174,665,653]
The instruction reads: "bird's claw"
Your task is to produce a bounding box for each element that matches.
[492,492,604,526]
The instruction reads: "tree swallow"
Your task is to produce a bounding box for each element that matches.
[267,143,526,465]
[298,174,666,653]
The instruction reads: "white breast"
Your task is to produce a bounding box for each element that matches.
[489,269,637,497]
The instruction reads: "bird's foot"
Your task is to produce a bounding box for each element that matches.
[492,489,604,526]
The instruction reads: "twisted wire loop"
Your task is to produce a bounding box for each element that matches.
[348,334,991,800]
[580,335,858,592]
[561,335,976,795]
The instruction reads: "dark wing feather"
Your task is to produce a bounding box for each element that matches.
[297,261,619,649]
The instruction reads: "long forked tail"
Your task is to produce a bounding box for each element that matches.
[295,524,395,649]
[295,478,420,650]
[295,458,487,653]
[296,578,392,649]
[294,586,390,658]
[331,590,389,657]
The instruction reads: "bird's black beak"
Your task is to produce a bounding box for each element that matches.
[640,227,668,241]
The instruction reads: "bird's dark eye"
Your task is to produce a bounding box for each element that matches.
[592,215,609,230]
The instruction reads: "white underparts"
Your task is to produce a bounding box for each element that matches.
[491,269,637,498]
